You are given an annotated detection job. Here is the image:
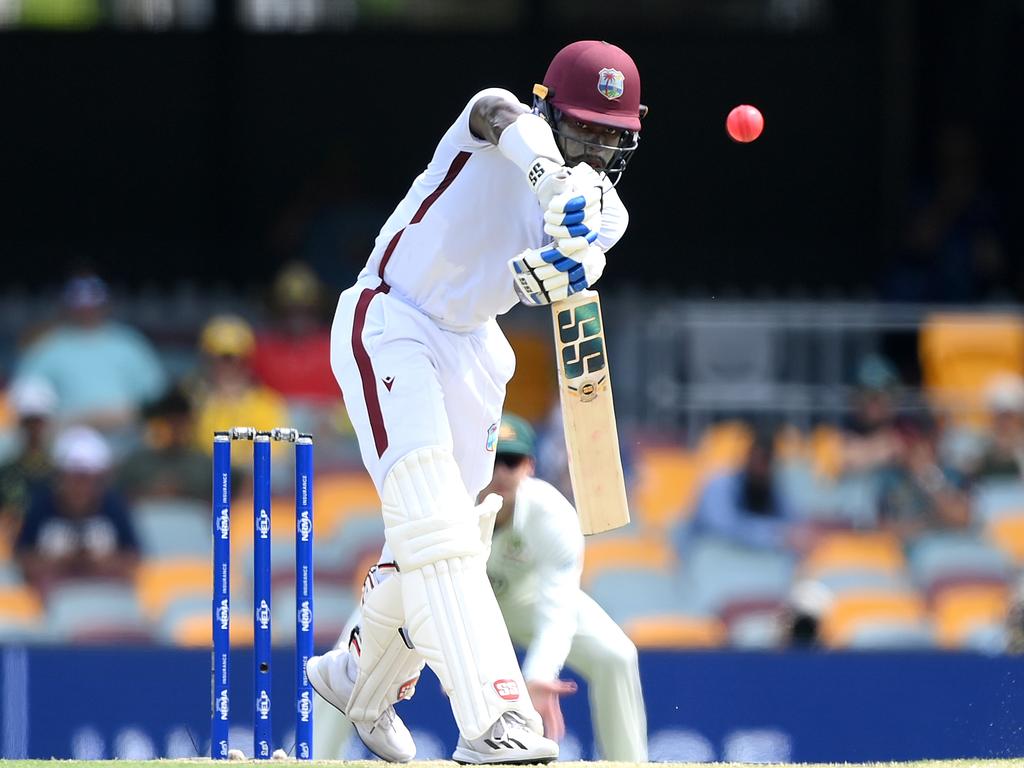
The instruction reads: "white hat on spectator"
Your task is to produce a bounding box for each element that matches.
[52,426,112,473]
[986,373,1024,414]
[9,376,59,418]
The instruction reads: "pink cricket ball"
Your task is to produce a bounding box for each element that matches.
[726,104,764,143]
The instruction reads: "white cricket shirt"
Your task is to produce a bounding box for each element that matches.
[360,88,628,332]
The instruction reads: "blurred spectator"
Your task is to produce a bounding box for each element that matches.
[118,386,209,501]
[14,274,168,432]
[883,121,1007,303]
[15,426,139,593]
[876,418,970,540]
[0,378,58,547]
[191,314,290,461]
[784,579,832,649]
[682,429,808,551]
[970,374,1024,482]
[839,355,902,476]
[251,262,338,403]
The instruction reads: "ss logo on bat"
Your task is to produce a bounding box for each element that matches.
[558,301,606,380]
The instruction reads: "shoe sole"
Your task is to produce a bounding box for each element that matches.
[452,756,556,765]
[306,656,414,764]
[452,747,557,765]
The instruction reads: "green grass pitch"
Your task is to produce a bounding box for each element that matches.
[0,760,1021,768]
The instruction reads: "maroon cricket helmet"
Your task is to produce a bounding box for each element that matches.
[539,40,643,132]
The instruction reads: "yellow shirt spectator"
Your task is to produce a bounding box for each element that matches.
[195,387,291,463]
[191,314,291,466]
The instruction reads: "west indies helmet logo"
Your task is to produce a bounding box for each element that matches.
[597,67,625,100]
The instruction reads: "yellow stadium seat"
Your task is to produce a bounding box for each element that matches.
[801,532,907,578]
[986,516,1024,566]
[0,392,14,431]
[136,558,212,620]
[503,330,557,423]
[313,472,381,536]
[633,447,699,530]
[624,615,726,649]
[773,425,807,463]
[580,536,675,588]
[172,610,255,648]
[223,472,380,557]
[0,585,43,622]
[919,313,1024,422]
[810,425,843,479]
[932,584,1009,649]
[820,590,927,648]
[697,421,752,475]
[0,515,17,561]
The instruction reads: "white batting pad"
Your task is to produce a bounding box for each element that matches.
[345,571,426,722]
[382,447,540,739]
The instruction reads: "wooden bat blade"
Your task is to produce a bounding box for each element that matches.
[551,290,630,535]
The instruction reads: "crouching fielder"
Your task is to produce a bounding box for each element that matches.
[313,415,648,762]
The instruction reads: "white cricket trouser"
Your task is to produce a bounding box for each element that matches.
[330,276,515,497]
[329,277,538,740]
[499,590,648,761]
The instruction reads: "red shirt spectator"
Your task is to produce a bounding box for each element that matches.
[251,262,339,402]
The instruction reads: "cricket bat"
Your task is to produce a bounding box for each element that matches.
[551,289,630,534]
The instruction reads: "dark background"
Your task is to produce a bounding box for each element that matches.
[1,0,1021,296]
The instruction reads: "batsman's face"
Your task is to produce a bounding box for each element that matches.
[557,118,623,172]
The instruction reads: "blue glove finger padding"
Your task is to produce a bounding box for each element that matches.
[560,209,586,226]
[565,222,593,238]
[539,248,581,275]
[560,194,588,213]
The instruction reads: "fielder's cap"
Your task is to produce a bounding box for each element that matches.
[986,373,1024,414]
[200,314,255,358]
[53,425,112,473]
[496,414,536,458]
[9,376,58,418]
[63,275,109,309]
[542,40,642,132]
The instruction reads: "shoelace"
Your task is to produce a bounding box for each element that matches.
[370,706,396,734]
[492,711,527,741]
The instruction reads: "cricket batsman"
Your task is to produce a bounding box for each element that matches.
[308,40,646,764]
[313,415,648,761]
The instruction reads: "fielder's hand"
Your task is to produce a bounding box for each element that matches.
[509,238,606,306]
[526,679,578,742]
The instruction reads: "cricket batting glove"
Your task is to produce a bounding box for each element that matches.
[543,187,602,242]
[509,240,606,306]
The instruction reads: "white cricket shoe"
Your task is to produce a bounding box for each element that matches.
[452,711,559,765]
[306,651,416,763]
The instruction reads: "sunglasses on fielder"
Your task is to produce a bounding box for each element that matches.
[494,453,529,469]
